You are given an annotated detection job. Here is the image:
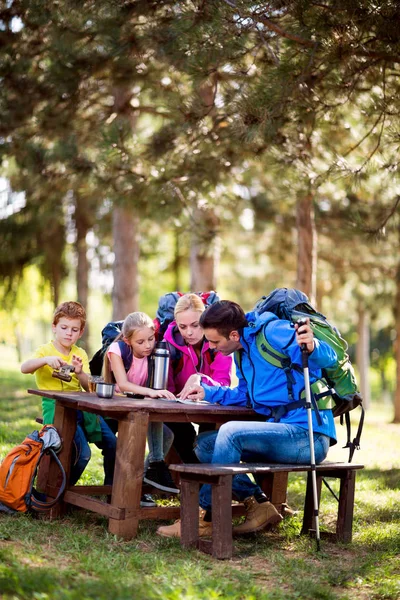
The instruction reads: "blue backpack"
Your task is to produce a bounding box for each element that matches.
[89,321,132,376]
[252,288,364,461]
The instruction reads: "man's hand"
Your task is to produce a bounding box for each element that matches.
[178,374,201,400]
[295,319,315,354]
[179,383,205,402]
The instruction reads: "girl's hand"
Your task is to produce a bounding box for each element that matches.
[295,319,315,354]
[178,374,202,400]
[46,356,67,369]
[71,354,83,374]
[147,389,176,400]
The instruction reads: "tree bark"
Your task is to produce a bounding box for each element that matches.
[393,235,400,422]
[296,191,317,303]
[356,304,370,410]
[190,205,220,292]
[112,206,140,320]
[74,194,90,351]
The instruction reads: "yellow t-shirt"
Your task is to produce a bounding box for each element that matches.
[34,341,89,393]
[33,341,101,442]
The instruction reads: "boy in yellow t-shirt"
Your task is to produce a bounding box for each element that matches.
[21,301,116,486]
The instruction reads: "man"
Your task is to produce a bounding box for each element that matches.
[157,300,337,538]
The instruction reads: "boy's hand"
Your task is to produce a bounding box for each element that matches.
[46,356,68,369]
[71,355,83,374]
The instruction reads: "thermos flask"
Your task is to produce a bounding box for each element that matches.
[152,341,170,389]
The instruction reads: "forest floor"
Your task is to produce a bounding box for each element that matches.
[0,362,399,600]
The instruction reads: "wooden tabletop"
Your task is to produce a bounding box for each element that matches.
[27,389,259,419]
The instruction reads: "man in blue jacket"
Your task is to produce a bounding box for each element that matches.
[157,300,337,538]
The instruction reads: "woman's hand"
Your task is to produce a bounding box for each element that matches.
[178,374,201,400]
[295,319,315,354]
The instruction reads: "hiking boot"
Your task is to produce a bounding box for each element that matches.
[143,461,180,494]
[156,509,212,539]
[140,493,157,508]
[232,496,283,535]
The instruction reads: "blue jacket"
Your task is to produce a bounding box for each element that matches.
[202,311,337,443]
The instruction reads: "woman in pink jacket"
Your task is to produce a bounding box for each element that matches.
[163,293,232,463]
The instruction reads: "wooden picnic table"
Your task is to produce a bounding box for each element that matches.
[28,389,261,540]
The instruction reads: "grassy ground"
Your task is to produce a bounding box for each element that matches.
[0,364,399,600]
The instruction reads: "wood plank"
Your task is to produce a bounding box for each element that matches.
[64,491,125,519]
[108,411,148,539]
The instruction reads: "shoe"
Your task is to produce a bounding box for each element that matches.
[143,461,180,494]
[157,508,213,539]
[232,496,283,535]
[140,493,157,508]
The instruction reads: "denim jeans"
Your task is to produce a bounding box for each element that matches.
[145,423,175,467]
[70,412,117,486]
[95,416,117,486]
[70,413,91,485]
[195,421,330,511]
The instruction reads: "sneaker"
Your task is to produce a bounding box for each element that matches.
[140,493,157,508]
[143,461,180,494]
[232,496,283,535]
[157,509,212,539]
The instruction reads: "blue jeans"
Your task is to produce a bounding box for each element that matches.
[145,423,174,468]
[70,418,91,485]
[95,416,117,486]
[195,421,330,511]
[70,413,117,486]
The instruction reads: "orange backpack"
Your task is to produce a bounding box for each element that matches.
[0,425,66,513]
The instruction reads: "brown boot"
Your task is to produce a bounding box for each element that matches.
[156,509,213,539]
[233,497,283,535]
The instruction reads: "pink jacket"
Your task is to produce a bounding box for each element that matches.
[163,321,232,395]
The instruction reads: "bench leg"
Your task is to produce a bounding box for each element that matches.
[180,479,201,549]
[336,470,356,543]
[211,474,233,560]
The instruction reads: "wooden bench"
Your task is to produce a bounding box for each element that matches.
[169,461,364,559]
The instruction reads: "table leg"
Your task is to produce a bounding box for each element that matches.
[47,404,77,518]
[108,411,149,539]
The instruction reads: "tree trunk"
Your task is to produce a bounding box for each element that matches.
[173,227,182,292]
[356,304,370,410]
[190,205,219,291]
[393,242,400,422]
[296,191,317,303]
[74,194,90,352]
[112,206,140,320]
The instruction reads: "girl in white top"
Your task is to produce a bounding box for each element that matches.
[104,312,177,495]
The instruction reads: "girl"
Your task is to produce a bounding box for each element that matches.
[162,294,233,463]
[103,312,178,498]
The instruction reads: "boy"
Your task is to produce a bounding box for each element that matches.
[21,301,116,486]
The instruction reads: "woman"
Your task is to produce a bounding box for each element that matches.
[163,293,232,463]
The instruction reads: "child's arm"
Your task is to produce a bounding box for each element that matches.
[71,354,89,392]
[108,353,175,399]
[21,356,67,374]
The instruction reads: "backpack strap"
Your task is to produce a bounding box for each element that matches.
[29,448,66,512]
[117,340,133,372]
[342,405,365,462]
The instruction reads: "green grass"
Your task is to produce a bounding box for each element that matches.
[1,365,400,600]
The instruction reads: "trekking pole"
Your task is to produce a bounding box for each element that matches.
[298,318,321,551]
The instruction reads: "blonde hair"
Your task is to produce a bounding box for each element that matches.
[174,294,205,319]
[103,312,154,382]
